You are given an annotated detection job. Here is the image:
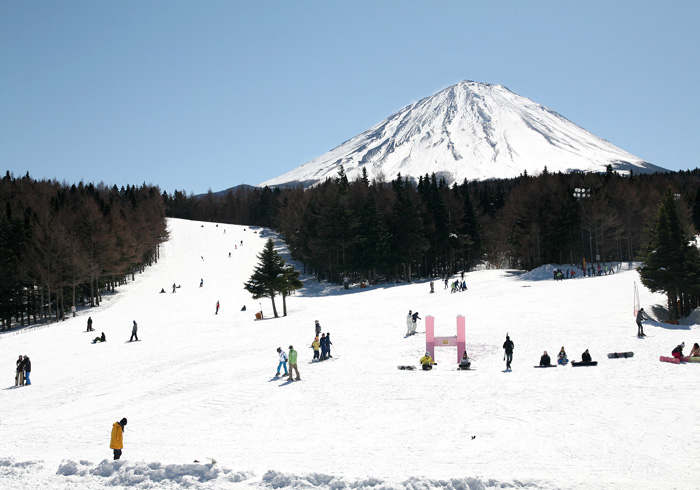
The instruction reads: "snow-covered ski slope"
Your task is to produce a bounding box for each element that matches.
[1,218,698,490]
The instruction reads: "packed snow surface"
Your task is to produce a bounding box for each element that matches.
[260,81,666,188]
[1,218,698,490]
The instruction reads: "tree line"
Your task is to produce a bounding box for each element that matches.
[0,172,168,330]
[164,167,700,286]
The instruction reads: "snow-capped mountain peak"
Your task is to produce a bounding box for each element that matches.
[260,80,666,187]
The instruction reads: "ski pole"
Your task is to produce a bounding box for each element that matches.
[332,344,339,356]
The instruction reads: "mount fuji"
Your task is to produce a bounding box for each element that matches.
[260,81,667,188]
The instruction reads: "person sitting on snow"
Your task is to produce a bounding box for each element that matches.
[581,349,592,363]
[540,351,551,366]
[671,342,685,360]
[92,332,106,343]
[420,352,434,370]
[557,347,568,365]
[689,343,700,358]
[459,351,471,369]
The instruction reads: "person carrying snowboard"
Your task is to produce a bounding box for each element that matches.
[420,352,435,371]
[110,418,127,460]
[276,347,288,377]
[503,334,514,369]
[130,321,138,342]
[671,342,685,360]
[539,351,551,367]
[636,308,650,337]
[15,355,24,386]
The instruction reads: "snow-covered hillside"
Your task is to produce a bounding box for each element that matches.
[260,81,666,188]
[1,218,697,490]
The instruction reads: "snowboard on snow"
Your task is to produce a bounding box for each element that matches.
[688,357,700,363]
[457,365,473,370]
[660,356,680,364]
[608,352,634,359]
[534,364,557,368]
[571,361,598,367]
[398,365,416,370]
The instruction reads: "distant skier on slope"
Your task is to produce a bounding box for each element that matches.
[503,334,514,370]
[314,320,321,338]
[287,346,300,381]
[129,321,138,342]
[276,347,288,377]
[311,337,320,361]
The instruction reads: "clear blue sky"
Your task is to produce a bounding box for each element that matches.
[2,1,698,195]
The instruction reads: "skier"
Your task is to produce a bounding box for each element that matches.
[539,351,551,367]
[287,346,300,381]
[15,355,24,386]
[130,321,138,342]
[411,311,421,335]
[311,337,320,361]
[215,301,220,315]
[87,317,94,332]
[459,351,471,369]
[320,333,328,360]
[690,343,700,358]
[200,278,203,288]
[22,356,31,385]
[93,332,106,343]
[420,352,435,371]
[671,342,685,360]
[503,334,514,370]
[581,349,592,363]
[406,310,413,335]
[326,333,333,358]
[636,308,650,337]
[557,346,569,365]
[314,320,321,337]
[276,347,289,377]
[110,418,127,460]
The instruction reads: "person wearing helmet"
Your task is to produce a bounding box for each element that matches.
[276,347,288,377]
[420,351,434,370]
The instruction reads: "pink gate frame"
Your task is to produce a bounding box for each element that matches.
[425,315,466,363]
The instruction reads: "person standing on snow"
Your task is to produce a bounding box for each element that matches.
[22,356,31,385]
[311,337,320,361]
[320,333,328,360]
[314,320,321,338]
[110,418,127,460]
[406,310,413,335]
[15,355,24,386]
[325,333,333,358]
[87,316,94,332]
[129,321,138,342]
[411,311,421,335]
[276,347,289,377]
[503,334,514,370]
[287,346,300,381]
[215,301,220,315]
[636,308,650,337]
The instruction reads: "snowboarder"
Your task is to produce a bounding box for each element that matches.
[671,342,685,360]
[459,351,471,369]
[420,352,435,370]
[430,281,434,294]
[690,343,700,358]
[287,346,300,381]
[22,356,31,385]
[314,320,321,337]
[503,334,514,369]
[87,317,94,332]
[276,347,289,377]
[172,283,177,293]
[15,355,24,386]
[406,310,413,335]
[581,349,592,363]
[215,301,220,315]
[636,308,650,337]
[311,337,320,361]
[540,351,551,367]
[130,321,138,342]
[200,278,203,288]
[557,347,569,365]
[93,332,106,343]
[110,418,127,460]
[411,311,421,335]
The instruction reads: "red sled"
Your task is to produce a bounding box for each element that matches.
[659,356,680,364]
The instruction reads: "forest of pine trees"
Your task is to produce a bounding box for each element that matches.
[0,172,168,330]
[163,167,700,288]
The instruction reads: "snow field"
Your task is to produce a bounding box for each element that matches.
[0,218,698,490]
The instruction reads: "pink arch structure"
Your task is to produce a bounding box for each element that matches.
[425,315,466,363]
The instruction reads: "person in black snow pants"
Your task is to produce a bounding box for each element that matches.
[22,356,31,385]
[87,316,94,332]
[15,355,24,386]
[314,320,321,338]
[503,335,514,370]
[320,333,328,360]
[325,333,333,358]
[130,321,138,342]
[636,308,650,337]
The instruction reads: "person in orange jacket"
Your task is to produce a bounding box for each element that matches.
[110,418,127,460]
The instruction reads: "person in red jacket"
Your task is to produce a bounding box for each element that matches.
[110,418,128,460]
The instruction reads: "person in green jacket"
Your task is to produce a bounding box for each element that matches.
[287,345,301,381]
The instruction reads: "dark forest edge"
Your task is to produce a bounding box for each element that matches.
[1,172,168,331]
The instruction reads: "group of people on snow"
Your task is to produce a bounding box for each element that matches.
[539,347,592,366]
[671,342,700,360]
[311,332,333,361]
[14,355,31,386]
